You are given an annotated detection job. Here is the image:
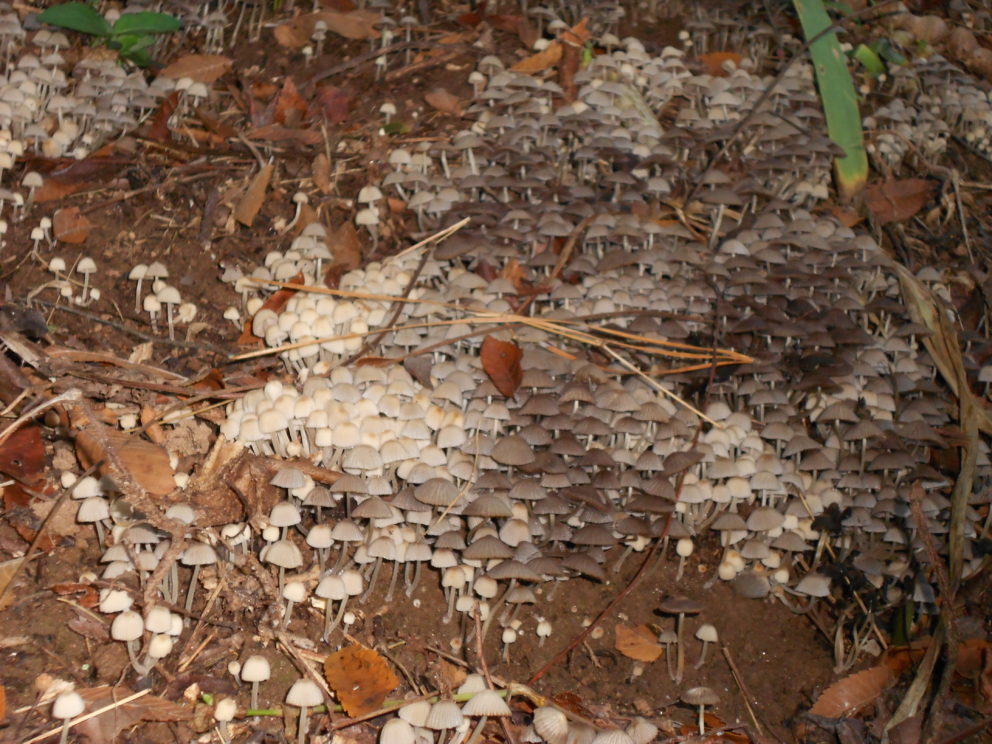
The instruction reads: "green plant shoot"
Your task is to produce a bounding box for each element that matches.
[792,0,868,203]
[37,2,180,67]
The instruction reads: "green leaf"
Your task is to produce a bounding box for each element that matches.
[853,43,885,78]
[793,0,868,203]
[111,11,180,36]
[381,121,409,136]
[38,2,111,37]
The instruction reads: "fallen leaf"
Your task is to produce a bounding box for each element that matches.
[512,40,562,73]
[158,54,232,83]
[245,125,323,145]
[0,422,46,485]
[866,178,934,225]
[560,17,591,47]
[238,274,302,345]
[0,557,24,610]
[615,624,663,663]
[309,85,351,124]
[273,10,379,48]
[699,51,744,76]
[34,158,126,202]
[0,684,4,719]
[234,162,274,227]
[313,153,332,194]
[75,686,188,743]
[481,335,523,398]
[809,665,893,718]
[75,429,175,497]
[424,87,463,116]
[50,582,100,609]
[324,644,399,717]
[53,207,93,244]
[145,91,178,143]
[68,612,110,642]
[327,221,362,277]
[273,78,308,126]
[551,692,595,719]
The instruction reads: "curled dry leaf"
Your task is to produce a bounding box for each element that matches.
[809,665,893,718]
[700,51,744,76]
[615,624,663,663]
[53,207,94,244]
[273,78,308,126]
[324,644,399,717]
[273,10,379,48]
[0,422,47,486]
[158,54,232,83]
[424,87,463,116]
[234,162,274,227]
[512,40,562,73]
[481,335,523,398]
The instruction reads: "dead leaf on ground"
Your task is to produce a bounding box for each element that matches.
[238,273,302,345]
[75,429,175,497]
[615,624,663,663]
[75,687,188,743]
[145,91,178,143]
[34,159,125,202]
[0,684,5,719]
[324,644,399,717]
[313,153,332,194]
[273,10,379,48]
[481,335,523,398]
[0,422,46,485]
[0,557,24,610]
[809,665,893,718]
[699,51,744,76]
[234,162,274,227]
[425,87,463,116]
[273,78,308,126]
[53,207,94,243]
[245,124,323,145]
[512,40,562,73]
[159,54,232,83]
[866,178,934,225]
[326,221,362,281]
[308,85,352,124]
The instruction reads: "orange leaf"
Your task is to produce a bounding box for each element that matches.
[699,51,743,76]
[615,624,663,663]
[866,178,934,225]
[0,422,46,486]
[809,665,893,718]
[145,91,178,143]
[313,153,332,194]
[53,207,93,244]
[237,273,302,345]
[158,54,232,83]
[234,162,274,227]
[560,17,591,47]
[324,644,399,717]
[274,78,308,126]
[75,429,175,497]
[424,87,463,116]
[511,40,562,73]
[0,684,5,720]
[245,124,323,145]
[480,335,523,398]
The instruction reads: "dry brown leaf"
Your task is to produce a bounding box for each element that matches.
[809,665,893,718]
[273,77,308,126]
[424,87,463,116]
[481,335,523,398]
[328,221,362,273]
[324,644,399,716]
[158,54,232,83]
[0,557,24,611]
[699,51,744,76]
[273,10,379,48]
[246,125,323,145]
[0,684,5,720]
[865,178,933,225]
[313,153,332,194]
[512,40,562,73]
[75,429,175,497]
[53,207,93,244]
[75,686,188,743]
[615,624,663,663]
[234,162,274,227]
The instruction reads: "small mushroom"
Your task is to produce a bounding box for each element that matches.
[214,697,237,744]
[694,623,718,668]
[52,690,85,744]
[657,596,704,684]
[76,256,97,304]
[286,678,323,744]
[681,686,720,735]
[241,654,271,711]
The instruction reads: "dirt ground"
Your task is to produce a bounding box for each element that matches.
[1,1,991,743]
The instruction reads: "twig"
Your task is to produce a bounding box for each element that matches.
[308,40,471,85]
[720,644,767,739]
[473,609,518,744]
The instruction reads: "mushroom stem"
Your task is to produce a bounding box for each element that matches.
[326,597,349,635]
[675,613,686,684]
[383,560,400,601]
[250,681,261,711]
[695,641,710,669]
[365,557,383,603]
[696,704,705,736]
[185,565,201,612]
[297,705,310,744]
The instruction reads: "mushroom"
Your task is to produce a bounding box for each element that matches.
[281,580,307,630]
[76,256,97,304]
[181,541,218,612]
[52,690,85,744]
[681,686,720,735]
[156,284,181,340]
[675,537,694,582]
[110,610,145,670]
[214,697,237,744]
[694,623,718,668]
[285,678,323,744]
[241,654,271,712]
[656,596,703,684]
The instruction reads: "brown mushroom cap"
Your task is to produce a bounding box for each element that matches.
[681,686,720,706]
[657,596,704,615]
